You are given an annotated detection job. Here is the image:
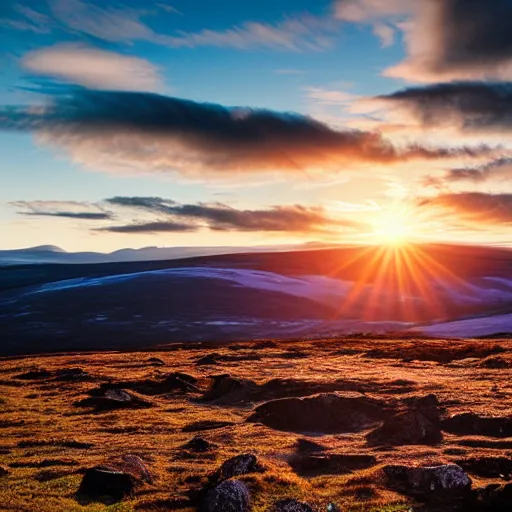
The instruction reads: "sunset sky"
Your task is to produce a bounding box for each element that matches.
[2,0,512,252]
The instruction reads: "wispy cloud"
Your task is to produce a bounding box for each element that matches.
[10,200,113,220]
[22,44,164,92]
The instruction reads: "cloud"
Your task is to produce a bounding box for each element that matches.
[385,0,512,82]
[418,192,512,224]
[432,158,512,186]
[10,196,365,235]
[22,44,163,92]
[375,81,512,133]
[8,0,337,52]
[104,196,361,233]
[10,200,113,220]
[0,89,489,178]
[98,221,196,233]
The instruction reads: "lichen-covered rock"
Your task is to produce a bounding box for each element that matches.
[384,464,472,497]
[367,395,443,446]
[214,454,265,483]
[273,498,314,512]
[203,480,250,512]
[182,436,216,453]
[442,412,512,438]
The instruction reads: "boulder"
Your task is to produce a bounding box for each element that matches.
[181,436,217,453]
[477,483,512,511]
[201,374,258,405]
[367,395,443,446]
[442,412,512,438]
[147,357,165,366]
[248,392,384,434]
[289,453,377,477]
[75,389,153,412]
[273,499,314,512]
[294,439,327,455]
[77,466,135,502]
[213,454,265,484]
[384,464,472,498]
[53,368,91,382]
[456,456,512,479]
[203,480,251,512]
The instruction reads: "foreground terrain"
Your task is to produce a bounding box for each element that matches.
[1,337,512,511]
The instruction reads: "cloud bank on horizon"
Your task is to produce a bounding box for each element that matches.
[2,0,512,250]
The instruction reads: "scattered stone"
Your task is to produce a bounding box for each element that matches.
[77,467,135,502]
[294,439,327,455]
[248,392,385,434]
[16,369,52,380]
[251,341,278,350]
[204,480,251,512]
[273,499,314,512]
[75,389,153,412]
[213,454,265,483]
[290,453,377,477]
[201,374,258,405]
[384,464,472,498]
[181,436,217,453]
[196,354,221,366]
[147,357,165,366]
[0,466,9,477]
[367,395,443,446]
[456,457,512,479]
[477,356,511,369]
[53,368,91,382]
[182,421,235,432]
[442,412,512,438]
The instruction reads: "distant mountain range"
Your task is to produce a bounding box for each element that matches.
[0,243,322,266]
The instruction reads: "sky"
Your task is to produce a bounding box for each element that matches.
[2,0,512,252]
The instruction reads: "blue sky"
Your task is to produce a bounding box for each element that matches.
[2,0,512,251]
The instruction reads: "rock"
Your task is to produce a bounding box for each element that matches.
[201,374,258,405]
[251,341,278,350]
[214,454,265,483]
[477,483,512,511]
[367,395,443,446]
[77,467,135,502]
[16,369,52,380]
[384,464,472,497]
[118,455,153,484]
[289,453,377,477]
[456,457,512,479]
[196,354,221,366]
[203,480,250,512]
[248,392,384,434]
[273,499,314,512]
[477,356,511,369]
[442,412,512,438]
[75,389,153,412]
[182,421,235,432]
[181,436,217,453]
[0,466,9,477]
[102,372,198,396]
[147,357,165,366]
[294,439,327,455]
[53,368,91,382]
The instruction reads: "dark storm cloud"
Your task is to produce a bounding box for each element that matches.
[418,192,512,224]
[377,82,512,132]
[105,196,362,233]
[0,90,487,177]
[386,0,512,81]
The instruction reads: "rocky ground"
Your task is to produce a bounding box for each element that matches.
[0,337,511,512]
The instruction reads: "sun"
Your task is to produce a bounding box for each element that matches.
[371,209,414,246]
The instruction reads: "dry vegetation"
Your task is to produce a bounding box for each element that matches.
[0,337,511,512]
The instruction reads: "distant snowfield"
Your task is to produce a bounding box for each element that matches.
[417,314,512,338]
